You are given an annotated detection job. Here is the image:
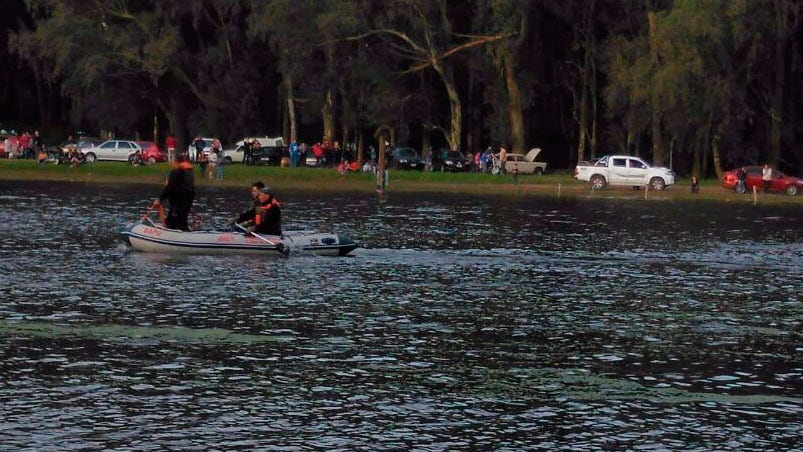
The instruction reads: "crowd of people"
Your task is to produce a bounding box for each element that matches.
[1,129,44,160]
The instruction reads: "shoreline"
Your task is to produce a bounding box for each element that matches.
[1,160,801,205]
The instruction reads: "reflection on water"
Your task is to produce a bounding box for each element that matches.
[1,180,801,450]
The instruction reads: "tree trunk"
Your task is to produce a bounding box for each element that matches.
[342,126,349,157]
[626,130,634,156]
[712,134,722,180]
[322,88,335,144]
[502,53,526,154]
[590,56,599,158]
[576,71,589,165]
[431,58,462,151]
[357,128,364,165]
[647,11,665,166]
[165,96,187,155]
[284,76,297,147]
[466,68,478,154]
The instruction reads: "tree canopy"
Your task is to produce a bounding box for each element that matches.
[2,0,802,176]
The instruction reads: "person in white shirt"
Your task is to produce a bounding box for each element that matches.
[762,164,772,193]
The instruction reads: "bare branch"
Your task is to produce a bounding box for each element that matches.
[343,29,427,56]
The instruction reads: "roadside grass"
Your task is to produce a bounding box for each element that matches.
[1,160,801,204]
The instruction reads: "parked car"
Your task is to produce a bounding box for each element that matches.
[222,136,284,164]
[81,140,142,162]
[390,146,425,170]
[245,146,285,166]
[492,148,548,175]
[721,165,803,196]
[574,154,676,190]
[61,137,103,153]
[136,141,167,163]
[435,149,472,172]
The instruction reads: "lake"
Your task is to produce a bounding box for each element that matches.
[0,180,801,450]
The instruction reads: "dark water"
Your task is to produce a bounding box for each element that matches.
[1,180,801,451]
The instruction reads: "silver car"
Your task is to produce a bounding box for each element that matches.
[82,140,142,162]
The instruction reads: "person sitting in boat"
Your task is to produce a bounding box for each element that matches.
[247,187,282,236]
[155,154,195,231]
[228,181,265,227]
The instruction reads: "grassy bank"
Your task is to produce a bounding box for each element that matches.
[1,159,801,204]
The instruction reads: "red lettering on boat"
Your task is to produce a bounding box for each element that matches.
[143,227,161,236]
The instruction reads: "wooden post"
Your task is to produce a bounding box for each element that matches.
[376,139,386,194]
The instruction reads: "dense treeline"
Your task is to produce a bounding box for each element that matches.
[2,0,801,176]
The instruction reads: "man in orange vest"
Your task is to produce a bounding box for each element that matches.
[247,187,282,236]
[228,181,265,227]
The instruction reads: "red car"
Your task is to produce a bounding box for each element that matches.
[721,165,803,196]
[136,141,166,163]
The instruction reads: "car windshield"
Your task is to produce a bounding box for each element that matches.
[446,151,464,159]
[396,149,418,158]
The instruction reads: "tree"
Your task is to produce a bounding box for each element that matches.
[474,0,531,154]
[348,0,507,151]
[11,0,274,148]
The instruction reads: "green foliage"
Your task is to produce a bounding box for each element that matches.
[4,0,803,174]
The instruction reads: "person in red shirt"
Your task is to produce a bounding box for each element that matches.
[165,135,177,163]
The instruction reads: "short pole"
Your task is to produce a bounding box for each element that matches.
[558,183,561,198]
[753,186,758,205]
[644,184,648,200]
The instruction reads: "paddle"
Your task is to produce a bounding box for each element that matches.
[235,222,286,253]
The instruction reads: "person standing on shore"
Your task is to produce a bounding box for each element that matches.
[498,146,508,174]
[215,147,225,180]
[192,135,205,163]
[166,134,177,163]
[762,164,772,194]
[736,166,747,194]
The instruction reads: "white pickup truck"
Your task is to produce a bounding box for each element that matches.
[574,155,676,190]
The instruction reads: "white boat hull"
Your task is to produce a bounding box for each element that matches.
[121,221,358,256]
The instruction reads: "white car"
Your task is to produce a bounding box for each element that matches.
[492,148,548,175]
[188,137,214,161]
[222,136,284,163]
[82,140,142,162]
[574,154,676,190]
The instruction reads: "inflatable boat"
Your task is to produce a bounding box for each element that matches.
[121,220,359,256]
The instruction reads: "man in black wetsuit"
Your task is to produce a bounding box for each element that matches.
[155,155,195,231]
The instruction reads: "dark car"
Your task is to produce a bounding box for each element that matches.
[435,149,472,172]
[721,165,803,196]
[245,146,285,166]
[390,147,425,170]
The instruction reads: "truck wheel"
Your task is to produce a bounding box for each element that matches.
[649,177,666,191]
[85,153,96,162]
[534,167,544,176]
[786,185,798,196]
[590,175,606,189]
